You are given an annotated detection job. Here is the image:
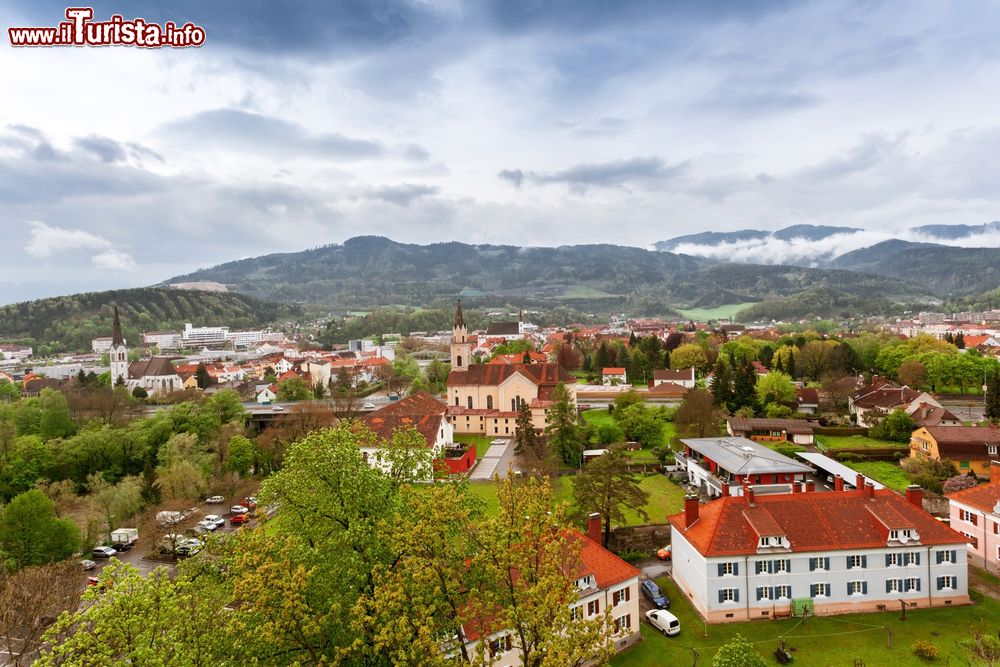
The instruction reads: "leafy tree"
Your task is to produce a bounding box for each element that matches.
[711,358,734,410]
[226,435,256,476]
[674,389,724,440]
[670,344,708,372]
[276,376,311,402]
[799,341,833,380]
[764,403,794,418]
[755,371,796,407]
[0,380,19,403]
[572,445,648,547]
[942,474,978,494]
[713,633,767,667]
[195,362,212,389]
[612,389,644,413]
[870,408,916,442]
[209,389,246,424]
[962,626,1000,667]
[139,462,162,506]
[86,473,142,543]
[131,386,148,400]
[38,389,75,440]
[0,561,83,667]
[615,404,663,447]
[732,360,759,414]
[0,490,80,569]
[545,383,583,467]
[987,368,1000,422]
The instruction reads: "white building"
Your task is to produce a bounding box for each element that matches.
[669,483,970,623]
[91,337,115,354]
[652,367,696,389]
[182,323,229,346]
[226,330,264,348]
[0,344,33,361]
[677,437,815,498]
[143,331,183,350]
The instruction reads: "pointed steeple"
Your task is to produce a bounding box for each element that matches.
[454,299,465,328]
[112,305,125,346]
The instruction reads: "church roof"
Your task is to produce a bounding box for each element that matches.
[128,356,178,378]
[447,362,574,388]
[454,299,465,328]
[485,321,520,336]
[112,305,125,347]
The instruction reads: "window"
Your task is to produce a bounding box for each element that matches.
[774,585,791,599]
[576,575,594,589]
[990,446,998,456]
[756,586,772,601]
[962,532,979,549]
[937,576,957,591]
[994,522,999,535]
[886,578,903,593]
[905,578,921,592]
[570,606,582,621]
[718,588,739,604]
[961,509,977,524]
[936,550,957,564]
[612,587,631,606]
[848,581,867,595]
[587,599,600,616]
[889,529,915,541]
[456,355,463,368]
[511,398,516,412]
[613,614,632,635]
[886,553,901,567]
[755,559,790,574]
[771,430,782,438]
[960,460,970,470]
[847,555,867,569]
[774,560,789,573]
[810,583,830,598]
[489,635,512,657]
[486,396,493,410]
[809,557,830,572]
[467,396,473,409]
[718,562,738,576]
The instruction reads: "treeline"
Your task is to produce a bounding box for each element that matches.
[0,288,300,354]
[736,288,902,322]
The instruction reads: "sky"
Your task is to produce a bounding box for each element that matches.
[3,0,1000,303]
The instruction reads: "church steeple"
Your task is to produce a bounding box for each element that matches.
[454,299,465,328]
[451,299,471,370]
[112,305,125,346]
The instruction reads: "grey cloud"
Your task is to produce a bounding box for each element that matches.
[74,135,127,163]
[500,157,685,192]
[366,183,440,206]
[403,144,431,161]
[696,86,823,115]
[796,134,900,182]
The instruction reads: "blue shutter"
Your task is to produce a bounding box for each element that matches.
[886,554,892,567]
[862,581,868,594]
[861,555,867,568]
[717,563,724,577]
[718,590,724,603]
[823,557,830,570]
[847,582,852,595]
[756,561,764,575]
[936,576,943,590]
[846,556,852,569]
[886,580,892,593]
[733,562,739,576]
[756,587,763,601]
[785,559,791,573]
[902,553,909,567]
[913,553,920,566]
[952,550,957,563]
[734,589,739,603]
[767,560,774,574]
[936,551,943,564]
[904,579,911,592]
[915,579,921,592]
[809,558,816,572]
[810,584,817,597]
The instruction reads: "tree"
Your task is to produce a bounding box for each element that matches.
[556,343,582,371]
[139,462,162,506]
[987,368,1000,422]
[870,408,916,442]
[0,561,83,667]
[755,371,796,407]
[942,474,978,494]
[710,358,734,410]
[962,626,1000,667]
[226,434,256,476]
[86,473,142,543]
[670,344,708,373]
[0,380,20,403]
[572,445,648,547]
[545,383,583,467]
[514,402,552,477]
[713,633,767,667]
[731,360,759,414]
[615,404,663,447]
[674,389,724,439]
[209,389,246,424]
[195,362,212,389]
[0,490,80,569]
[131,386,148,400]
[276,376,311,402]
[466,476,612,667]
[38,389,75,440]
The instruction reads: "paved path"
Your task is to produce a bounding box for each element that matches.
[470,438,515,480]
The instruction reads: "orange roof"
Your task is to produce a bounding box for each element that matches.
[669,489,967,557]
[947,481,1000,514]
[570,529,640,589]
[602,367,626,374]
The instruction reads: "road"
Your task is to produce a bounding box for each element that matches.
[470,437,516,480]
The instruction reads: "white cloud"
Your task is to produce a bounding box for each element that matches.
[91,249,137,271]
[24,221,111,258]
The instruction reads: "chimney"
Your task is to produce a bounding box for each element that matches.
[720,482,729,498]
[834,475,844,492]
[864,481,876,498]
[805,480,815,493]
[587,512,601,543]
[745,486,756,505]
[905,485,924,509]
[792,481,802,494]
[684,495,700,528]
[992,461,1000,485]
[856,473,865,491]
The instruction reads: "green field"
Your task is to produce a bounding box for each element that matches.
[454,434,494,461]
[581,409,675,461]
[561,285,622,299]
[816,434,905,450]
[851,461,912,492]
[676,302,758,322]
[466,474,685,525]
[612,574,1000,666]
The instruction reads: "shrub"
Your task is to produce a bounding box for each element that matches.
[913,640,939,662]
[616,549,650,563]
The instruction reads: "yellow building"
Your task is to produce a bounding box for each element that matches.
[446,301,576,437]
[910,425,1000,477]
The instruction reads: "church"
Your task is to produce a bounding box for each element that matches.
[108,306,183,397]
[446,301,576,437]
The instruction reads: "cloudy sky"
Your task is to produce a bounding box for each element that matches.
[3,0,1000,303]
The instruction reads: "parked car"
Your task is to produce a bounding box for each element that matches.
[205,495,225,504]
[204,514,225,528]
[112,540,133,552]
[230,513,249,525]
[640,580,670,609]
[272,405,284,411]
[491,438,507,446]
[86,576,100,587]
[176,538,203,557]
[196,519,219,532]
[362,402,376,410]
[92,546,117,559]
[645,609,681,636]
[656,545,672,560]
[243,497,258,509]
[231,505,250,515]
[80,559,96,571]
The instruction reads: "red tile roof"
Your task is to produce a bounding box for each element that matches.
[852,383,922,410]
[923,425,1000,458]
[947,481,1000,514]
[602,367,626,374]
[447,363,575,387]
[653,368,694,382]
[668,489,967,557]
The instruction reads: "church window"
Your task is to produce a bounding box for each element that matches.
[487,396,493,410]
[456,355,463,368]
[467,396,473,409]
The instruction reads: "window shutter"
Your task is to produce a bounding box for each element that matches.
[847,582,852,595]
[913,552,920,566]
[902,553,910,567]
[810,584,817,597]
[757,561,764,575]
[951,550,957,563]
[767,561,774,574]
[862,581,868,594]
[846,556,852,569]
[785,559,791,572]
[886,554,892,567]
[936,551,943,565]
[904,579,911,592]
[734,589,739,603]
[718,590,724,604]
[718,563,724,577]
[937,576,944,590]
[625,587,630,601]
[733,562,739,576]
[915,579,921,592]
[972,514,978,526]
[824,557,830,570]
[809,558,816,572]
[886,580,892,594]
[861,555,868,568]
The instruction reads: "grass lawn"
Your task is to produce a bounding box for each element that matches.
[816,434,906,450]
[676,302,758,322]
[613,574,1000,666]
[454,434,494,461]
[467,474,685,524]
[581,409,676,462]
[851,461,911,492]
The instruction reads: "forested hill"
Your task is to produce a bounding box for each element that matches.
[0,288,299,354]
[165,236,931,313]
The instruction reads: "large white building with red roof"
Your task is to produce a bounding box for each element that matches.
[669,480,970,622]
[946,461,1000,573]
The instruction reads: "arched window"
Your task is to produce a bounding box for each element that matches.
[510,398,516,412]
[456,355,463,368]
[454,396,459,406]
[487,396,493,410]
[467,396,473,409]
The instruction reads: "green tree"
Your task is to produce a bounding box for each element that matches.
[226,435,256,476]
[0,490,80,569]
[572,445,648,547]
[987,368,1000,422]
[545,383,583,467]
[713,633,767,667]
[675,389,725,440]
[276,377,311,402]
[38,389,75,440]
[711,357,734,411]
[209,389,246,424]
[615,404,663,447]
[755,371,796,407]
[871,408,916,442]
[138,462,162,506]
[670,344,708,372]
[0,380,19,403]
[195,362,212,389]
[732,360,759,414]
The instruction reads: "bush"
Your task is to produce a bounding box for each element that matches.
[942,474,978,494]
[616,549,650,563]
[913,640,939,662]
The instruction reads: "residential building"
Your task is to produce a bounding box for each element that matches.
[669,483,970,623]
[652,367,696,389]
[255,384,277,404]
[907,403,961,429]
[796,388,819,414]
[602,367,627,386]
[182,323,229,346]
[946,461,1000,573]
[911,426,1000,477]
[91,337,115,354]
[447,302,576,437]
[726,418,817,446]
[677,437,814,498]
[360,392,454,481]
[143,331,183,350]
[850,378,940,428]
[459,514,640,664]
[0,344,32,361]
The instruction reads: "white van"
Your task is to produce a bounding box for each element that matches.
[645,609,680,636]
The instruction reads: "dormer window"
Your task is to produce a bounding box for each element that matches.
[576,575,595,590]
[758,535,788,549]
[889,528,918,543]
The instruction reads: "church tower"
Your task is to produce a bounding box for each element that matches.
[450,299,472,370]
[109,305,129,386]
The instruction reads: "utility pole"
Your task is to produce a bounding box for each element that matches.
[887,627,893,649]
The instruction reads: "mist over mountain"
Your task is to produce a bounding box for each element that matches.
[654,222,1000,269]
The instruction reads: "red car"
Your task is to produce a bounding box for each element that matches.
[657,545,672,561]
[230,513,249,525]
